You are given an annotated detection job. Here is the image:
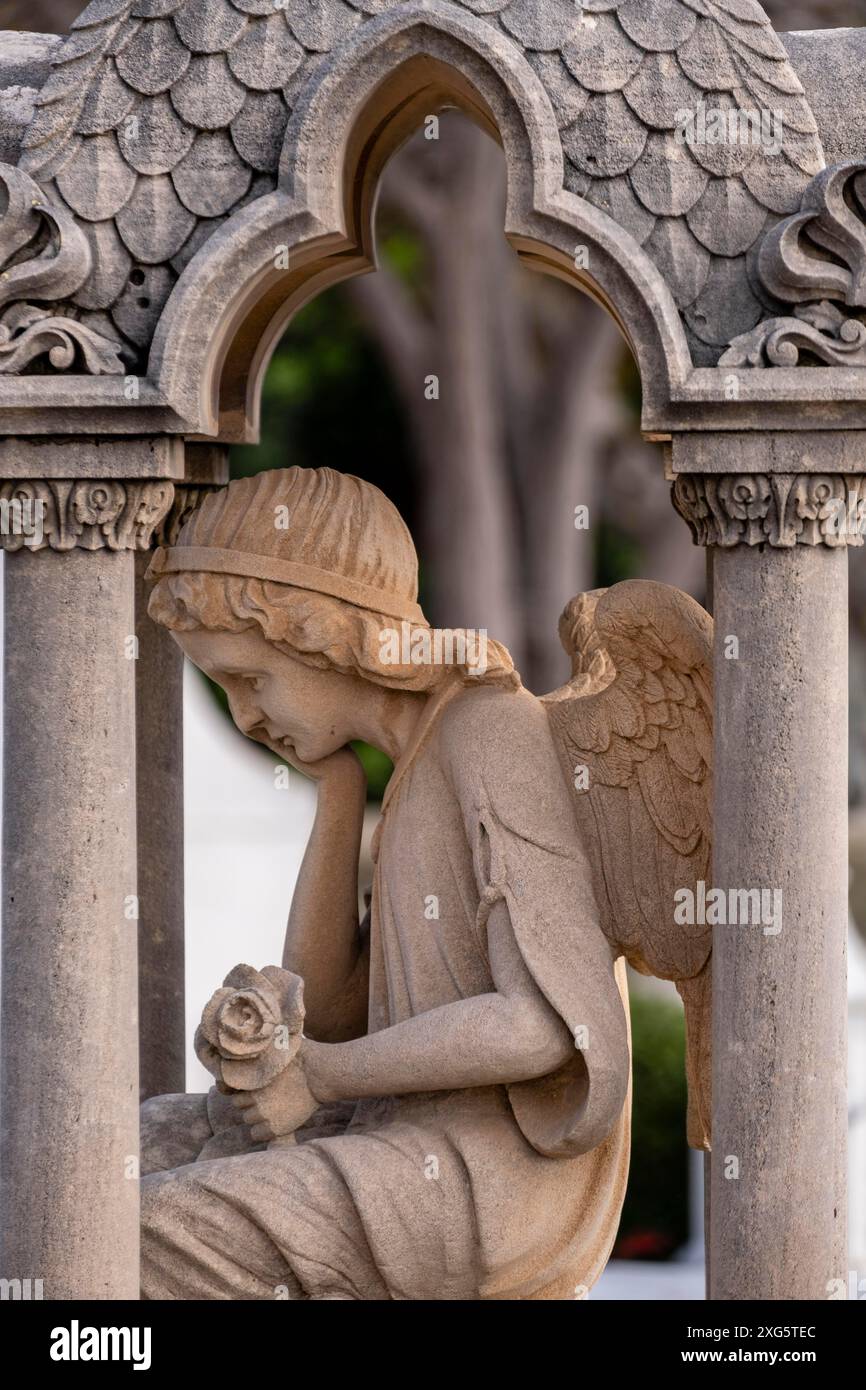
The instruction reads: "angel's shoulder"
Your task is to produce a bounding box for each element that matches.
[437,682,559,775]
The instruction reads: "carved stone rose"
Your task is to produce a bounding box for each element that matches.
[194,964,304,1093]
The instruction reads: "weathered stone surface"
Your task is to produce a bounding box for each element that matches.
[76,61,136,134]
[116,172,196,262]
[562,92,648,178]
[560,13,643,94]
[585,173,656,246]
[283,0,362,54]
[643,216,710,307]
[56,130,137,219]
[226,16,304,92]
[170,53,246,128]
[116,18,191,95]
[686,251,764,345]
[230,91,289,174]
[630,130,709,217]
[686,176,768,258]
[118,90,195,173]
[72,217,133,308]
[6,0,832,370]
[110,259,174,345]
[171,129,252,217]
[173,0,246,54]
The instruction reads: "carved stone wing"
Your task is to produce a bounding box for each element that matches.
[543,579,713,1147]
[11,0,821,370]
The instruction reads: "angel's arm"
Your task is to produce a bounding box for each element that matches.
[301,898,575,1102]
[282,747,369,1042]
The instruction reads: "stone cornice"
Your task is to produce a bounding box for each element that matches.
[672,472,866,549]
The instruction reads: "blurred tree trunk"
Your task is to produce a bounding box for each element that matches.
[4,0,84,32]
[351,115,628,690]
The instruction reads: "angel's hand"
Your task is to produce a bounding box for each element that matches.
[230,1048,320,1144]
[280,741,366,787]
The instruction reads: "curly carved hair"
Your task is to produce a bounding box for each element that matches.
[148,468,518,694]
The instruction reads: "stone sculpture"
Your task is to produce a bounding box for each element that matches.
[138,465,712,1300]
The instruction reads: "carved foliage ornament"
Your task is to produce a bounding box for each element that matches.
[722,163,866,368]
[672,473,866,548]
[0,479,174,552]
[0,164,125,374]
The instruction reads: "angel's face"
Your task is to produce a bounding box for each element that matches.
[175,627,361,762]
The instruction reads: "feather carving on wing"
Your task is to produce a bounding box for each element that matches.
[543,579,713,1148]
[10,0,821,370]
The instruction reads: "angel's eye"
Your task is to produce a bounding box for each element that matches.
[243,675,264,693]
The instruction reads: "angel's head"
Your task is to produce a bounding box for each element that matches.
[147,466,516,762]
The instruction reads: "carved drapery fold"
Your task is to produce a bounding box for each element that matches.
[672,473,866,548]
[0,478,174,552]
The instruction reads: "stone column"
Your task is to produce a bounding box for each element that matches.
[673,471,853,1301]
[0,478,172,1300]
[135,480,220,1101]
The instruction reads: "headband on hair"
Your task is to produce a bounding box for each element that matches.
[146,545,427,626]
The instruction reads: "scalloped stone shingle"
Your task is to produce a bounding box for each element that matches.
[115,18,191,96]
[283,0,362,53]
[742,149,810,214]
[231,91,289,172]
[676,19,740,89]
[171,54,247,128]
[73,0,132,24]
[227,16,305,92]
[499,0,582,53]
[685,251,764,344]
[231,0,283,14]
[56,131,137,219]
[617,0,697,53]
[119,91,195,173]
[173,0,246,54]
[116,172,197,261]
[77,62,137,135]
[171,128,252,216]
[131,0,186,16]
[686,175,768,255]
[527,53,589,126]
[685,92,757,178]
[71,218,133,309]
[624,50,702,129]
[111,260,175,346]
[561,13,643,95]
[584,173,656,245]
[644,216,710,307]
[562,91,648,179]
[169,213,222,274]
[630,129,709,216]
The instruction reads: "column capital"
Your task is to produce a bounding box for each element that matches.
[672,473,866,550]
[0,478,174,553]
[153,482,222,549]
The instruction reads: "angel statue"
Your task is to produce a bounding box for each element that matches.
[139,465,712,1301]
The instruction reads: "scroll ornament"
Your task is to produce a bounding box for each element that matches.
[0,164,125,374]
[721,162,866,368]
